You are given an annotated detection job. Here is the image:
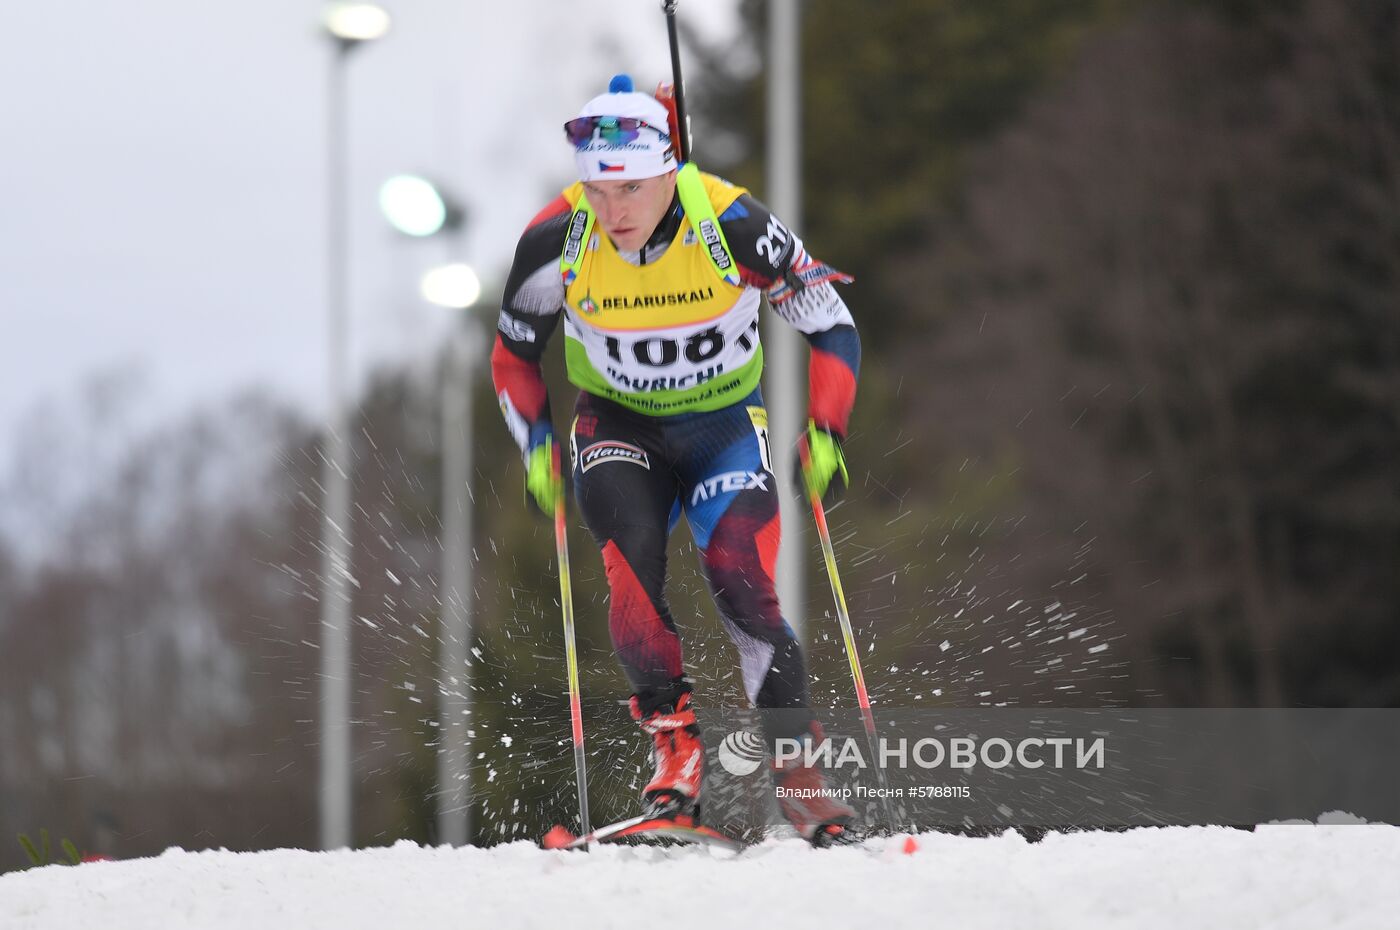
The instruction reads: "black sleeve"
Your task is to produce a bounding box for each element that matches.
[715,193,800,289]
[496,202,571,363]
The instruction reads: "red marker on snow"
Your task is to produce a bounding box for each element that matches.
[541,825,577,849]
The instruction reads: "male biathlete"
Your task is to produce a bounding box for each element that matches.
[492,76,862,846]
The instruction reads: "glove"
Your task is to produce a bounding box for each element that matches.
[795,420,849,507]
[524,434,563,519]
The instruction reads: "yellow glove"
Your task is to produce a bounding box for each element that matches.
[796,420,849,507]
[524,435,563,519]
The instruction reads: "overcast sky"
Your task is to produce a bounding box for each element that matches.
[1,1,741,444]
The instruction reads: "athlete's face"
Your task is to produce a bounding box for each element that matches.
[582,171,678,253]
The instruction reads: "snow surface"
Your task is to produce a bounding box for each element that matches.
[3,825,1397,930]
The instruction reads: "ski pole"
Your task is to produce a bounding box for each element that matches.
[798,431,898,832]
[552,441,591,841]
[661,0,691,162]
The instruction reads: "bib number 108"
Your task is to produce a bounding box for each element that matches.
[602,318,761,369]
[604,327,725,368]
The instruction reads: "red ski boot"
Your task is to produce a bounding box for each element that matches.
[629,691,705,821]
[773,746,859,847]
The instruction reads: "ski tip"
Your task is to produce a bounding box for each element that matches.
[541,825,578,849]
[901,835,920,855]
[609,74,634,93]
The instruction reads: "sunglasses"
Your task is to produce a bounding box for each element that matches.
[564,115,667,148]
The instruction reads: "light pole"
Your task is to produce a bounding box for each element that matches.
[430,264,482,848]
[767,0,805,641]
[319,1,389,853]
[380,175,482,847]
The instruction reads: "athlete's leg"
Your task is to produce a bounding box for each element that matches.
[570,393,686,705]
[675,394,854,837]
[676,396,812,719]
[572,393,703,816]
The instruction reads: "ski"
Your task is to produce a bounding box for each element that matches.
[542,814,744,853]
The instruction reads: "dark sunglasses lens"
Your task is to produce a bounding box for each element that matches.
[564,117,596,146]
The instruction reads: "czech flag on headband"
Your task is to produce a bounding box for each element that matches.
[598,161,626,173]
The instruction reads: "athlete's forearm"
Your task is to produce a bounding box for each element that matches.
[804,322,860,437]
[491,335,553,455]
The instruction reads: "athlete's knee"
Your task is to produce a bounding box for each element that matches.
[703,543,784,638]
[714,585,784,643]
[601,531,666,593]
[600,537,677,636]
[703,500,780,579]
